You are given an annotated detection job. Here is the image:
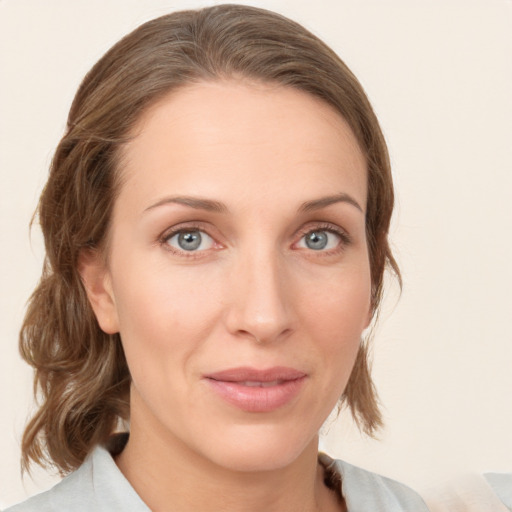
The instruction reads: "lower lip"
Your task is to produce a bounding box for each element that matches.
[205,377,306,413]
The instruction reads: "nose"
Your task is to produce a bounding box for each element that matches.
[223,247,294,345]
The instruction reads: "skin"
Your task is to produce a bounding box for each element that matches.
[81,80,371,512]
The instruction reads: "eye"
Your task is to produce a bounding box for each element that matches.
[297,229,343,251]
[166,229,215,252]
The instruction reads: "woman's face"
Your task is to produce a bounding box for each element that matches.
[87,81,371,472]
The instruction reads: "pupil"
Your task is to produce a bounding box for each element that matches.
[178,231,201,250]
[306,231,328,250]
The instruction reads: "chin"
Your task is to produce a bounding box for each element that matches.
[197,423,319,473]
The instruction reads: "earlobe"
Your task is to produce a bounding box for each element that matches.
[78,249,120,334]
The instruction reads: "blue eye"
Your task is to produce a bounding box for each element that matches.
[166,230,214,252]
[298,230,341,251]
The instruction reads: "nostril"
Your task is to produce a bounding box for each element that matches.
[236,327,293,345]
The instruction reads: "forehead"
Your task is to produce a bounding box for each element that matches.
[118,80,367,212]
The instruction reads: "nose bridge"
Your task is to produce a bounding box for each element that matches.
[225,240,292,343]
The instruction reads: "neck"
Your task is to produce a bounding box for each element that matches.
[115,408,343,512]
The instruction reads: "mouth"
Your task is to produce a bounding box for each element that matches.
[236,380,286,387]
[203,366,307,413]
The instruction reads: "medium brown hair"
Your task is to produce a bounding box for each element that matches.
[20,4,400,474]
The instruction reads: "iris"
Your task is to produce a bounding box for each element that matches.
[305,231,328,250]
[178,231,202,251]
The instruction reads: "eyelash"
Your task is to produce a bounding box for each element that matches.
[159,222,216,259]
[158,221,352,258]
[294,223,352,255]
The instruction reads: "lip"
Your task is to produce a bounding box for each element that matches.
[203,366,307,413]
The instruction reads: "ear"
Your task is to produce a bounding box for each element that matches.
[78,249,120,334]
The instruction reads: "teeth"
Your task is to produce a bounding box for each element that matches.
[241,380,281,387]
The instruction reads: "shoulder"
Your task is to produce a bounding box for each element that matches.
[422,472,512,512]
[4,442,148,512]
[4,459,95,512]
[484,472,512,510]
[320,453,430,511]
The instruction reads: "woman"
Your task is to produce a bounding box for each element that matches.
[6,5,429,511]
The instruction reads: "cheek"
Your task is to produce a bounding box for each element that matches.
[298,265,371,377]
[109,260,225,382]
[300,266,371,335]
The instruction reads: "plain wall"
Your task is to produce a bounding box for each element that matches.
[1,0,511,507]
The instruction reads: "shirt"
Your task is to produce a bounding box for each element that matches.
[5,444,429,511]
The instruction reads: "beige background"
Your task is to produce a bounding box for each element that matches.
[1,0,511,507]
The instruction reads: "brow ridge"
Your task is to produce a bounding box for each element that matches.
[144,196,228,213]
[145,192,363,215]
[298,193,363,213]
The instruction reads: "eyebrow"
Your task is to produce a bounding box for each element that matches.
[298,193,363,213]
[144,192,363,215]
[144,196,228,214]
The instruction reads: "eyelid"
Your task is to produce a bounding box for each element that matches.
[167,230,215,251]
[159,222,223,257]
[293,222,352,252]
[157,220,352,257]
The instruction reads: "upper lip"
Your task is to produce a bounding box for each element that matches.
[204,366,307,382]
